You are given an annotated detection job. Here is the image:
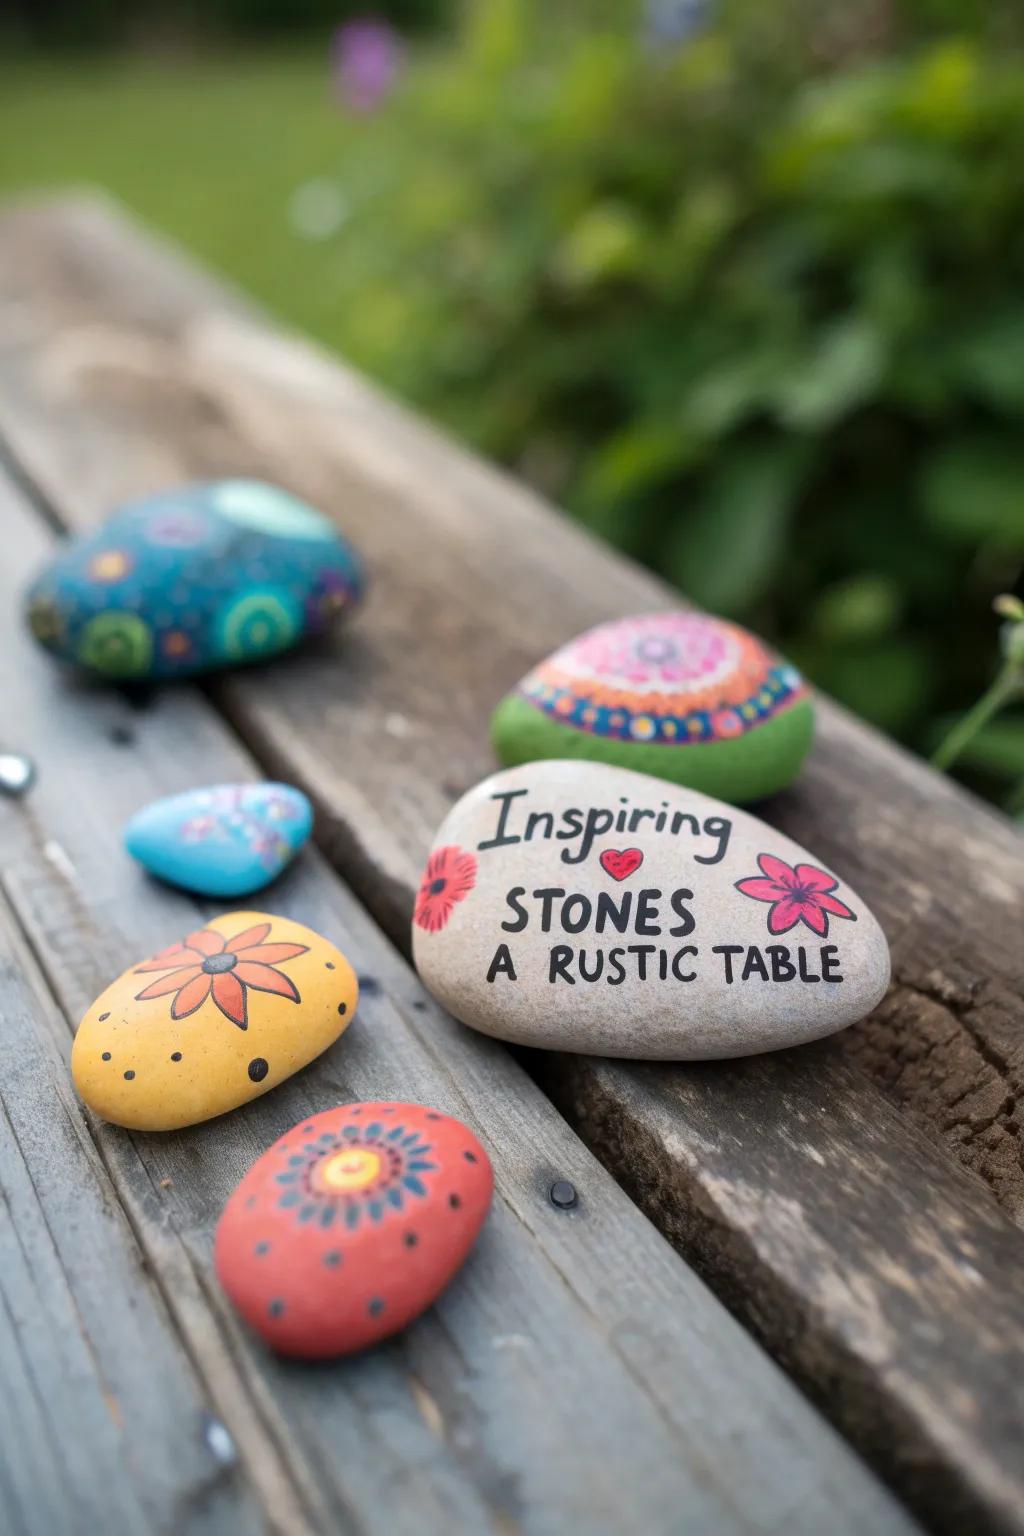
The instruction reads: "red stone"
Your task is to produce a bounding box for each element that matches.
[214,1101,493,1358]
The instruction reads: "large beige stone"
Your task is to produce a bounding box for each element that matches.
[412,761,890,1059]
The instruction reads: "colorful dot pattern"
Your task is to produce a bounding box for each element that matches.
[214,1102,494,1359]
[25,480,364,680]
[519,613,808,747]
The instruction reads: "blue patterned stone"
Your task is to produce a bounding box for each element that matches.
[25,480,364,679]
[124,783,314,897]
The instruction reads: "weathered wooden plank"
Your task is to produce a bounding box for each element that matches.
[0,467,915,1533]
[0,880,267,1535]
[0,194,1021,1534]
[541,1050,1024,1531]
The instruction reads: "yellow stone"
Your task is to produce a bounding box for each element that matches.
[71,910,357,1131]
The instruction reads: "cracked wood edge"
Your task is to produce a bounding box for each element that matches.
[0,194,1023,1532]
[0,466,917,1536]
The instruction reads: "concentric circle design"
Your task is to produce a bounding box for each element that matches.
[519,613,806,747]
[25,481,363,680]
[78,611,154,677]
[275,1117,437,1230]
[218,588,303,661]
[214,1102,493,1359]
[316,1147,383,1193]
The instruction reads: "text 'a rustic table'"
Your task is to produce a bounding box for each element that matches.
[0,196,1022,1536]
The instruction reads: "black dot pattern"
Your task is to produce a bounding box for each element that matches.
[123,1070,135,1081]
[248,1058,269,1083]
[261,1107,484,1333]
[101,1052,111,1062]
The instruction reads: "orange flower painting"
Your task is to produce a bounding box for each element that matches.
[134,921,308,1030]
[414,846,477,933]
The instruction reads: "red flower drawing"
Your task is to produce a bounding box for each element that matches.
[134,921,308,1030]
[414,845,477,933]
[735,854,857,938]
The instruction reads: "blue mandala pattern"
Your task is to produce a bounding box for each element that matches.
[274,1119,437,1231]
[522,662,805,745]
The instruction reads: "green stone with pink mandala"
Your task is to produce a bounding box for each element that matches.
[491,612,814,805]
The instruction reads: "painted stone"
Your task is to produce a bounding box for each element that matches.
[72,911,357,1130]
[491,611,814,804]
[411,760,890,1059]
[25,479,364,680]
[124,782,313,898]
[215,1102,493,1358]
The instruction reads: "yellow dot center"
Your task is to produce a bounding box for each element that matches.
[90,551,131,582]
[318,1147,382,1193]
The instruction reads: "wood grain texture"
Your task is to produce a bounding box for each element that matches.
[0,468,915,1534]
[539,1050,1024,1536]
[0,889,266,1536]
[0,194,1022,1534]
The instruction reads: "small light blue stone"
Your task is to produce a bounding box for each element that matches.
[124,782,313,897]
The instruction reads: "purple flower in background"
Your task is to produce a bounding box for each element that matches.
[644,0,713,49]
[332,17,405,114]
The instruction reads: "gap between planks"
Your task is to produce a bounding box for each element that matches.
[0,885,286,1536]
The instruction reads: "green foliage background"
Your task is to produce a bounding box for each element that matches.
[3,0,1024,803]
[323,0,1024,802]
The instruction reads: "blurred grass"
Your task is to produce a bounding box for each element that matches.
[0,52,355,347]
[2,21,1024,809]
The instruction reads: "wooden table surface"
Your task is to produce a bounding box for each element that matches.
[0,195,1022,1536]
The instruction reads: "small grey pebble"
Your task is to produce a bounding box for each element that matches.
[0,753,36,796]
[201,1414,237,1466]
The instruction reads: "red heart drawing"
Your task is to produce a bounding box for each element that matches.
[600,848,644,881]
